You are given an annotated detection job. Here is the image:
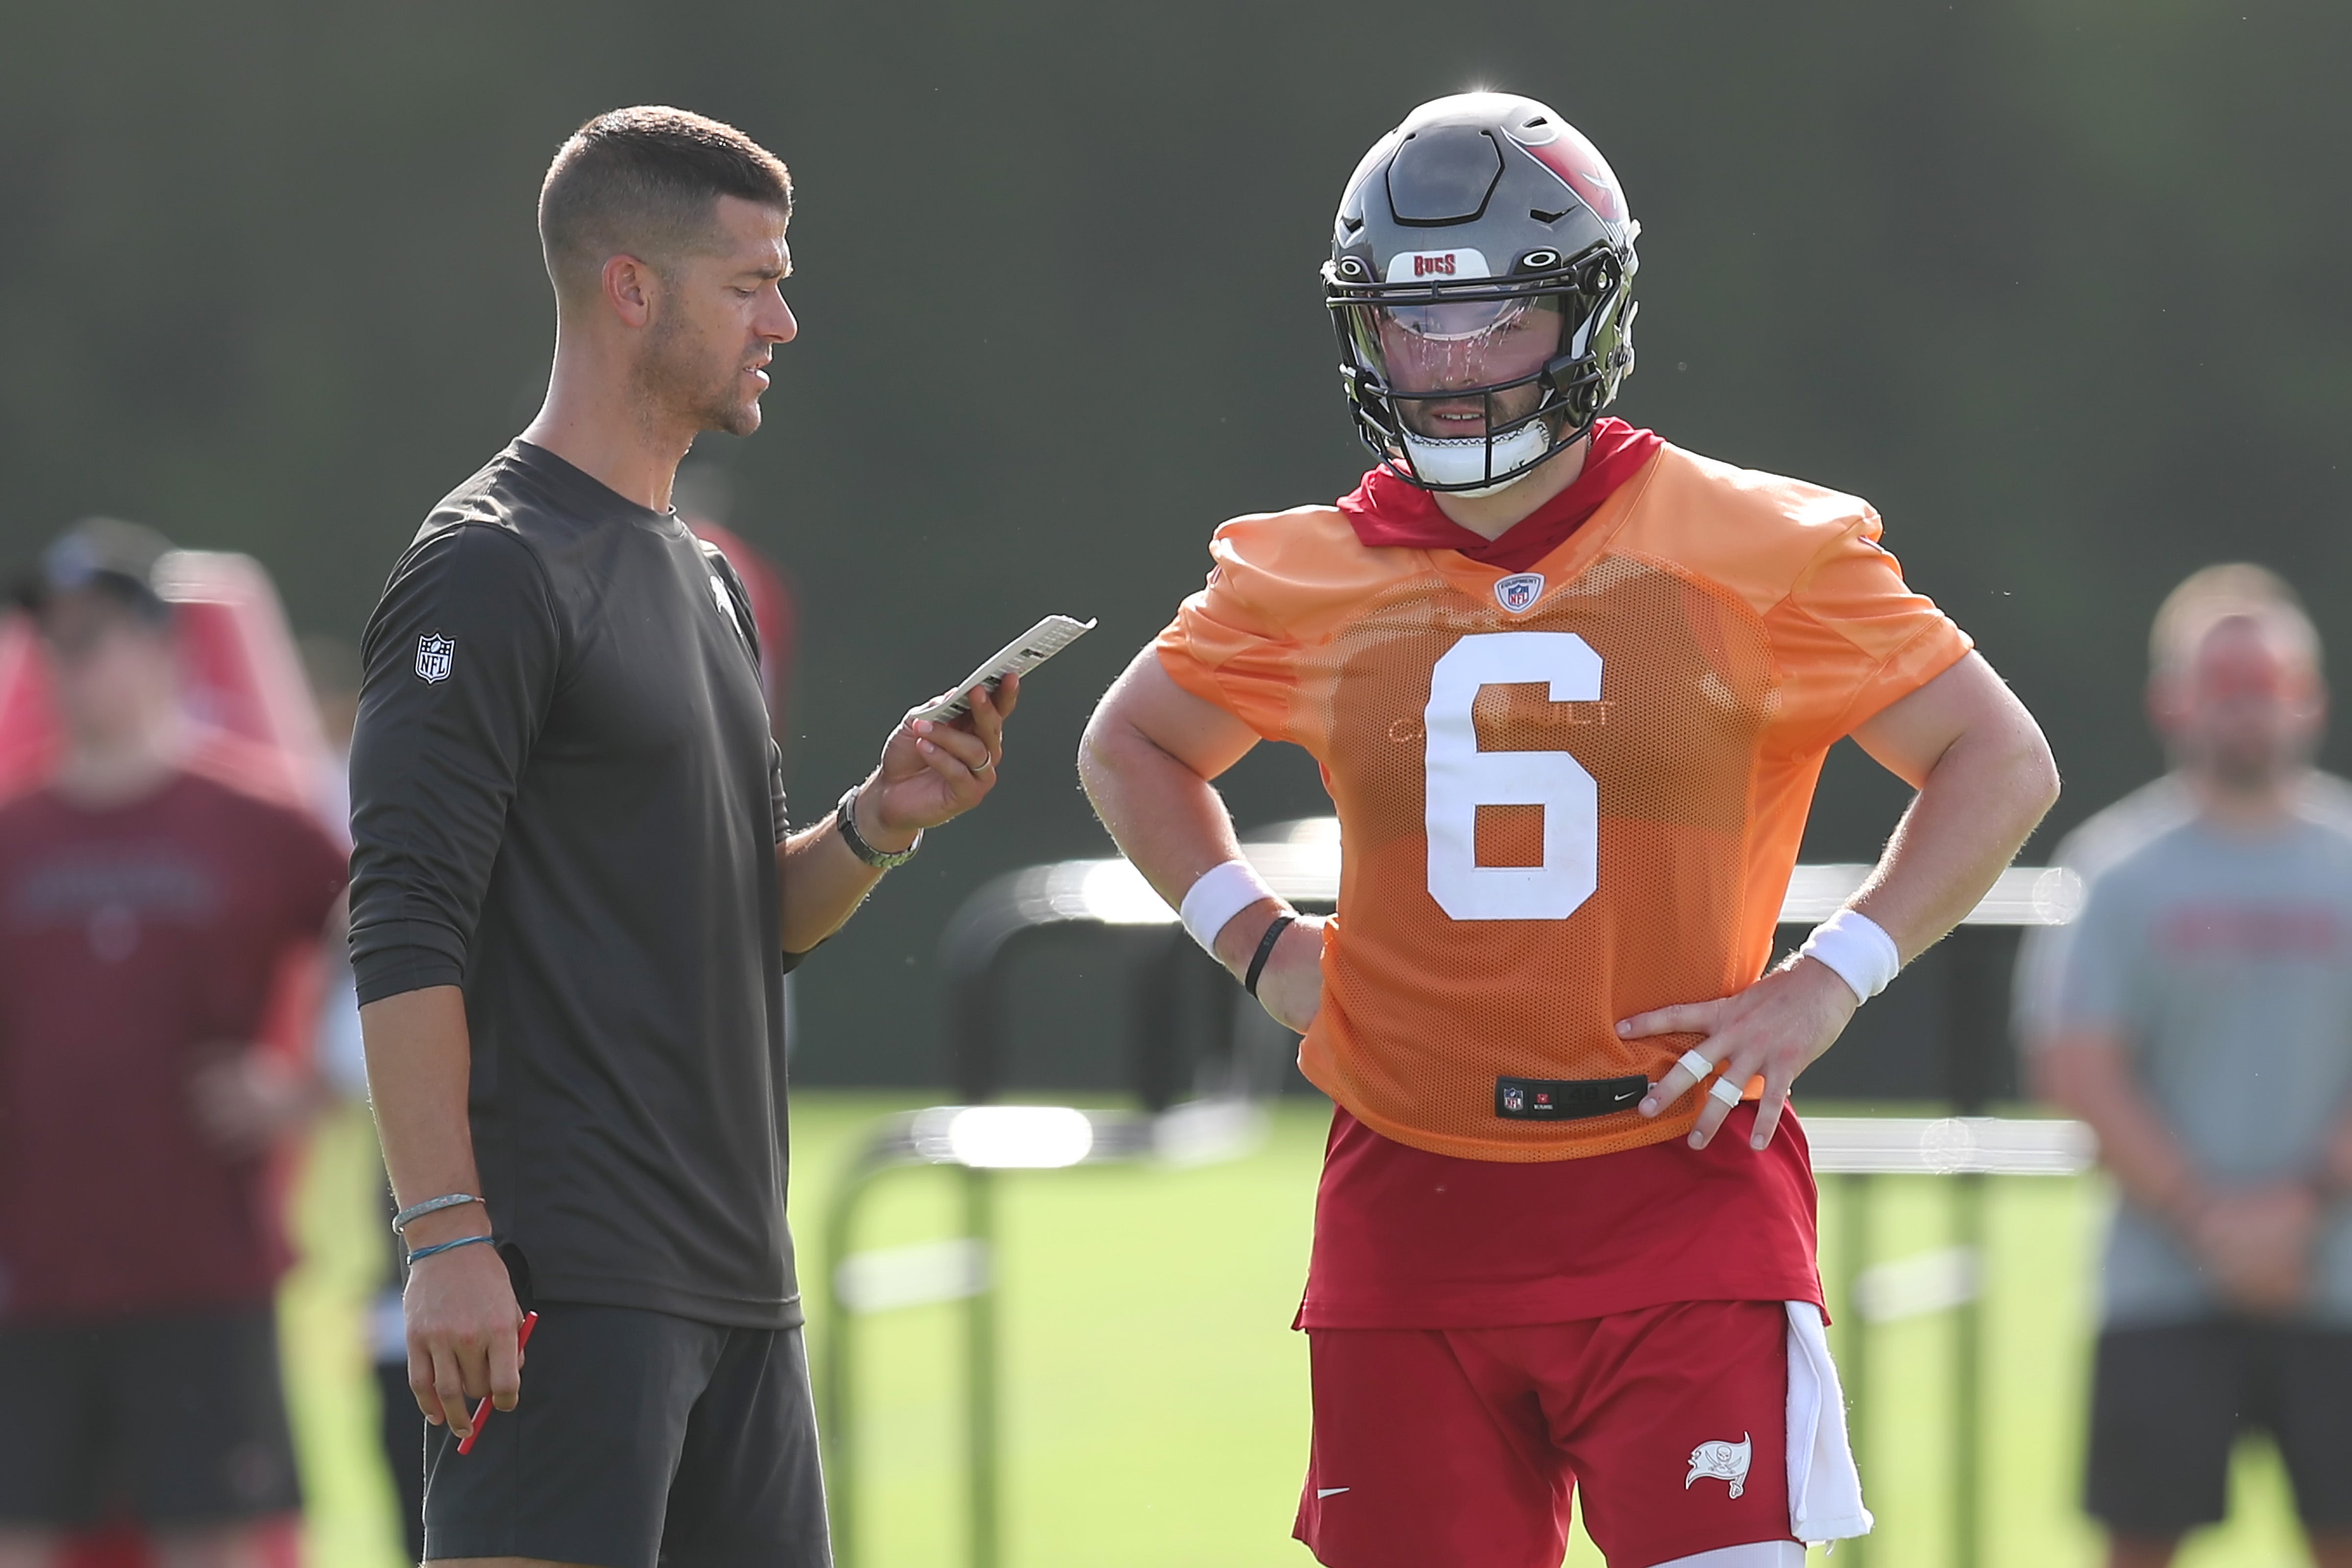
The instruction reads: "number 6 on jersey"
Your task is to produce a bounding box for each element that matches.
[1423,631,1601,921]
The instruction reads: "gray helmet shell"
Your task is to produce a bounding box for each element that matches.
[1324,93,1640,493]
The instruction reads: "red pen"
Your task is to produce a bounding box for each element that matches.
[457,1310,538,1455]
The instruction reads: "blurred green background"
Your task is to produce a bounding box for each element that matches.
[3,0,2347,1087]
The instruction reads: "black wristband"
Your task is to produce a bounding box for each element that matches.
[1245,913,1296,997]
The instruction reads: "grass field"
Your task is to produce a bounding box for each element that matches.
[279,1093,2323,1568]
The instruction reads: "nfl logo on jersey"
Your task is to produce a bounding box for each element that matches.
[415,633,455,684]
[1502,1084,1525,1113]
[1494,573,1545,613]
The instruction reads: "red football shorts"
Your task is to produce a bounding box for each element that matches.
[1295,1300,1802,1568]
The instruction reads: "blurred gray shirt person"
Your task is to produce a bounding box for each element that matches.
[2053,804,2352,1322]
[2025,564,2352,1568]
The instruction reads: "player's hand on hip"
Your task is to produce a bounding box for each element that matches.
[1618,956,1859,1152]
[866,673,1021,842]
[402,1231,526,1437]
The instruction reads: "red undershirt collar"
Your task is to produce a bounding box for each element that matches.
[1337,417,1665,575]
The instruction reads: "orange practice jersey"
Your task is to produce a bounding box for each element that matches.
[1155,443,1971,1161]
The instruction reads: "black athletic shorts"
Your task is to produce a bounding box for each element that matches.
[422,1300,831,1568]
[2088,1318,2352,1535]
[0,1307,302,1529]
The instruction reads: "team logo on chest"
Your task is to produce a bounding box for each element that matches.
[1494,572,1545,613]
[415,633,455,684]
[710,574,744,636]
[1685,1433,1751,1498]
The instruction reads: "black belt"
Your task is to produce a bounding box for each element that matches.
[1494,1074,1648,1121]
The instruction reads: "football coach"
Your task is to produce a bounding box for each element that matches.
[348,107,1015,1568]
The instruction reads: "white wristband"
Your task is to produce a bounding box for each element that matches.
[1799,907,1901,1004]
[1178,859,1278,955]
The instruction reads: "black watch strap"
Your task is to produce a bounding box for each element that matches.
[835,784,921,869]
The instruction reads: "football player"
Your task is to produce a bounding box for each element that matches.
[1079,93,2059,1568]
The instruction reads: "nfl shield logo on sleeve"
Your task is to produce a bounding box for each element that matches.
[1494,573,1545,613]
[415,633,455,684]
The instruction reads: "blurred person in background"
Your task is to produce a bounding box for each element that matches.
[2027,565,2352,1568]
[0,521,349,1568]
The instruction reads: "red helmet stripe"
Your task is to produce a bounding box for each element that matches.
[1519,124,1627,225]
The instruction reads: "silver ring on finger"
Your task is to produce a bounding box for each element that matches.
[1676,1048,1713,1080]
[971,756,994,774]
[1708,1076,1744,1108]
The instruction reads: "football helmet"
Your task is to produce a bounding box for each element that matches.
[1324,93,1640,495]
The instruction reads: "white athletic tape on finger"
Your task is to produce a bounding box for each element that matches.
[1798,907,1901,1004]
[1676,1048,1714,1081]
[1709,1076,1744,1107]
[1179,859,1278,955]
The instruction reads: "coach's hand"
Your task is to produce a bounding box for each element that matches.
[859,675,1020,849]
[1619,956,1859,1151]
[403,1228,526,1438]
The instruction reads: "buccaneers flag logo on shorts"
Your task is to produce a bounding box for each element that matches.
[1686,1433,1752,1498]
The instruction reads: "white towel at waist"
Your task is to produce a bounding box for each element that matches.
[1786,1299,1873,1544]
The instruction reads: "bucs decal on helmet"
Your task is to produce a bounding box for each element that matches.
[1385,248,1493,283]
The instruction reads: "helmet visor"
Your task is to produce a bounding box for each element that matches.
[1360,294,1564,397]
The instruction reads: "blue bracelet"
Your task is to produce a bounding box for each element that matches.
[392,1193,482,1235]
[405,1233,497,1267]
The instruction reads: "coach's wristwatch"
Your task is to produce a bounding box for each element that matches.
[836,784,922,870]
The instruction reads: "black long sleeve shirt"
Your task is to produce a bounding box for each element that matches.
[349,440,802,1328]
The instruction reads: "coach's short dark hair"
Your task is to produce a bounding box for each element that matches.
[539,106,792,294]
